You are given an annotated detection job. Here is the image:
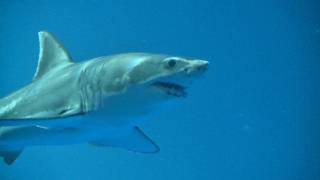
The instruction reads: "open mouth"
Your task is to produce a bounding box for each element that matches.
[152,81,187,97]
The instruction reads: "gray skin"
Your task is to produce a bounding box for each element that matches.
[0,31,208,165]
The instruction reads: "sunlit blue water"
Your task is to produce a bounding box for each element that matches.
[0,0,319,179]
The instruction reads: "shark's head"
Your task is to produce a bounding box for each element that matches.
[126,53,209,98]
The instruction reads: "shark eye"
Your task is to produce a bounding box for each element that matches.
[167,59,177,68]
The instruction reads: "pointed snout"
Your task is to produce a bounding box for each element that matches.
[185,60,209,74]
[195,60,209,72]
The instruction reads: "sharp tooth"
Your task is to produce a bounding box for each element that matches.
[152,81,187,98]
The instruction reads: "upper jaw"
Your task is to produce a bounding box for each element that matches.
[184,60,209,74]
[150,59,209,98]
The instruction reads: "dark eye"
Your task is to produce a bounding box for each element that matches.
[167,59,176,68]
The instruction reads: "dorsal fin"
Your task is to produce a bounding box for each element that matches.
[33,31,73,81]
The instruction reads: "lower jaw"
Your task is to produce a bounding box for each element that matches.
[152,81,187,98]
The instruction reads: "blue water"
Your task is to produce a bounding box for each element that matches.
[0,0,319,179]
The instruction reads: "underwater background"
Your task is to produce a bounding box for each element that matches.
[0,0,319,179]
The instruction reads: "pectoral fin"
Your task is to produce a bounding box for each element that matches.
[90,127,159,153]
[0,150,23,165]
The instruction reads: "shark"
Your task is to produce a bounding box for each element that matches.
[0,31,209,165]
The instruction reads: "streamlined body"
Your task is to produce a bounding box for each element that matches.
[0,31,208,165]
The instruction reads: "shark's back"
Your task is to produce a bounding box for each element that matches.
[0,84,34,118]
[0,32,83,122]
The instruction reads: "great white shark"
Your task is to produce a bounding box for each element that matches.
[0,31,208,165]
